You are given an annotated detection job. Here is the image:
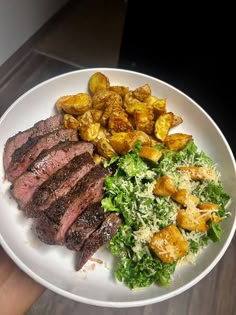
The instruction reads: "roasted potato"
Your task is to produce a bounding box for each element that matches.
[79,122,100,141]
[92,90,122,111]
[152,98,167,117]
[164,133,192,151]
[63,114,80,129]
[172,114,183,128]
[154,112,174,141]
[90,108,103,122]
[109,85,129,98]
[77,110,94,128]
[96,138,118,159]
[139,146,162,163]
[176,209,208,232]
[132,84,151,101]
[149,224,189,263]
[88,71,110,94]
[56,93,92,115]
[109,130,151,155]
[153,175,176,197]
[133,109,154,135]
[108,111,133,133]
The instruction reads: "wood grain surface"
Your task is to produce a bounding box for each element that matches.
[0,1,235,314]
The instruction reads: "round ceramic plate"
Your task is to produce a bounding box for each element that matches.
[0,68,235,308]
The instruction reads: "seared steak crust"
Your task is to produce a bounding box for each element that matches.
[6,128,78,181]
[11,141,94,209]
[3,114,62,171]
[42,165,108,244]
[76,213,122,270]
[27,152,95,215]
[66,202,107,251]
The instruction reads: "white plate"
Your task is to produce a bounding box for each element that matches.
[0,68,236,308]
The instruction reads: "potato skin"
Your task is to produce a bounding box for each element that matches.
[56,93,92,115]
[88,72,110,94]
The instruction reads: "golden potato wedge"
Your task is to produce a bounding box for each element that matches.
[96,138,118,159]
[124,92,145,112]
[77,110,94,128]
[172,189,199,207]
[133,84,151,101]
[176,209,208,232]
[144,95,158,106]
[92,90,122,110]
[154,112,174,141]
[100,102,123,127]
[109,85,129,98]
[79,122,100,141]
[153,175,176,197]
[133,110,154,135]
[164,133,192,151]
[109,130,151,155]
[149,225,189,263]
[152,98,167,117]
[88,71,110,94]
[90,108,103,122]
[108,111,133,133]
[93,153,102,165]
[109,132,131,155]
[63,114,80,129]
[177,166,217,182]
[56,95,70,111]
[171,114,183,128]
[56,93,92,115]
[139,146,162,163]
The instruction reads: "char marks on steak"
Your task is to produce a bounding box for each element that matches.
[3,114,62,172]
[76,213,122,271]
[26,152,95,215]
[11,141,94,209]
[6,128,78,181]
[66,202,108,251]
[41,165,108,245]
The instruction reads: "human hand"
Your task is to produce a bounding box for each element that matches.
[0,246,45,315]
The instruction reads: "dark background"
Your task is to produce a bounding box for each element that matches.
[118,1,235,156]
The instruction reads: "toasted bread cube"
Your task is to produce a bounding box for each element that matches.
[153,176,176,197]
[139,146,162,163]
[172,189,199,207]
[149,225,188,263]
[177,166,217,182]
[177,209,208,232]
[164,133,192,151]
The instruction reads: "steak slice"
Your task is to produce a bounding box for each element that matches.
[3,114,62,172]
[40,165,108,245]
[11,141,94,209]
[6,128,78,181]
[76,213,122,271]
[66,202,107,251]
[26,152,95,216]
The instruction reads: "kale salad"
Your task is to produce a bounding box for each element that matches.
[101,140,230,289]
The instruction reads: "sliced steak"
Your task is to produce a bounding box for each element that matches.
[42,165,108,245]
[76,213,122,271]
[6,128,78,181]
[32,215,59,245]
[11,141,94,209]
[3,114,62,172]
[26,152,95,216]
[66,203,107,251]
